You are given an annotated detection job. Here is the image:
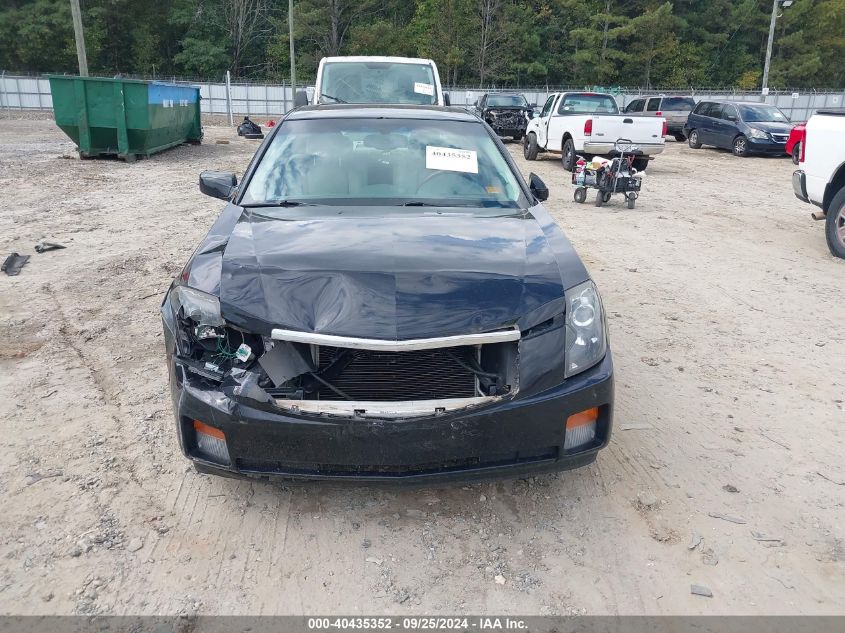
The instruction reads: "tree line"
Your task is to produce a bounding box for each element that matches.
[1,0,843,89]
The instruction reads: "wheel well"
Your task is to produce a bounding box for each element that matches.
[562,132,572,144]
[823,162,845,212]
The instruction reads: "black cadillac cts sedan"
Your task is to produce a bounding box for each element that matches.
[161,104,614,482]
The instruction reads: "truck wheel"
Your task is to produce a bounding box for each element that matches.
[688,130,702,149]
[631,157,650,172]
[574,187,587,203]
[673,132,686,142]
[561,139,576,171]
[733,135,749,157]
[792,142,801,165]
[825,188,845,259]
[523,133,538,160]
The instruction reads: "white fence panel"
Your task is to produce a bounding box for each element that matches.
[2,74,844,123]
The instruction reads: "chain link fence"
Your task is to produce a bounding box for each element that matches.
[2,72,843,123]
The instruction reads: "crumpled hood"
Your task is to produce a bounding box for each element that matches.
[217,210,565,340]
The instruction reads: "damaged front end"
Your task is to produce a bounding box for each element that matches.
[162,284,521,420]
[483,108,530,139]
[162,281,613,481]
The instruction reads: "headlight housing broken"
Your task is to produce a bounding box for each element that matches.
[564,280,607,378]
[170,286,224,326]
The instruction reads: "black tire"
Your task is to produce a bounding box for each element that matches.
[825,188,845,259]
[688,130,702,149]
[523,133,538,161]
[561,138,576,171]
[603,192,612,203]
[631,157,650,172]
[627,194,636,209]
[733,135,749,157]
[595,191,605,207]
[673,133,686,142]
[792,142,801,165]
[574,187,587,203]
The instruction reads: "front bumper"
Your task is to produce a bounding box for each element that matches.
[793,170,808,203]
[583,141,665,157]
[169,353,614,483]
[747,139,787,155]
[491,128,526,138]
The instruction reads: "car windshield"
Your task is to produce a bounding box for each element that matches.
[487,95,527,107]
[738,104,789,123]
[318,62,437,105]
[241,118,526,208]
[558,94,618,114]
[662,97,696,111]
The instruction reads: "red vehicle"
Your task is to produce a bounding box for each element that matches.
[786,123,806,165]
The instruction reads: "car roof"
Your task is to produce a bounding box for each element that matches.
[286,104,478,122]
[703,100,770,106]
[320,56,435,65]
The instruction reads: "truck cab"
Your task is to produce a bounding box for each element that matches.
[297,56,447,107]
[524,92,666,171]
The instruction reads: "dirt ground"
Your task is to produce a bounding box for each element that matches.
[0,117,843,617]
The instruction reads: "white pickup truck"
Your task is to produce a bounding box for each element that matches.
[524,92,666,171]
[793,109,845,259]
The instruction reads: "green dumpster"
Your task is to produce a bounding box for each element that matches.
[48,76,202,161]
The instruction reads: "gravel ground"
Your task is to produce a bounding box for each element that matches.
[0,119,843,616]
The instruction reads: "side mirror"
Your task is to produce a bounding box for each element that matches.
[443,92,451,106]
[294,90,309,108]
[199,171,237,200]
[528,173,549,202]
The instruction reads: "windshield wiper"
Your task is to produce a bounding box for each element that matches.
[242,200,321,208]
[402,201,474,207]
[319,93,348,104]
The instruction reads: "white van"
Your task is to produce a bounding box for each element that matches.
[295,56,448,107]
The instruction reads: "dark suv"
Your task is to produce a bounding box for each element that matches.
[474,93,532,140]
[684,100,791,157]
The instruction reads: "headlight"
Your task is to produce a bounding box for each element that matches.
[564,281,607,378]
[170,286,224,326]
[748,128,769,140]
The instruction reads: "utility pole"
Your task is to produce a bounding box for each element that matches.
[288,0,296,105]
[762,0,792,97]
[69,0,89,77]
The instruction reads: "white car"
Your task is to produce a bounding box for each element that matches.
[295,56,448,107]
[793,109,845,259]
[524,92,666,171]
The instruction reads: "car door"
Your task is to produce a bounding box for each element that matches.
[535,94,557,148]
[645,97,662,119]
[714,104,739,148]
[698,103,722,145]
[624,98,645,115]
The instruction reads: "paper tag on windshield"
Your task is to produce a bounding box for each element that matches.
[426,146,478,174]
[414,82,435,96]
